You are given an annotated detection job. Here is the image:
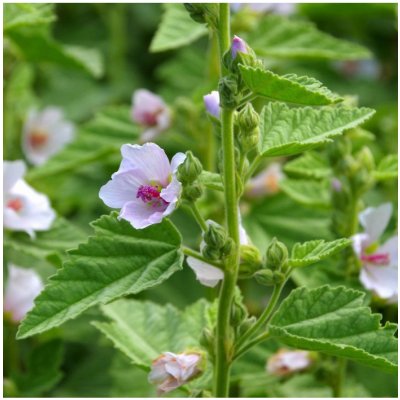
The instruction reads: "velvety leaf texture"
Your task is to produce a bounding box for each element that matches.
[93,299,209,369]
[289,238,351,268]
[27,106,139,183]
[259,103,375,157]
[283,152,331,179]
[280,179,331,208]
[240,66,342,105]
[17,213,183,339]
[270,286,398,373]
[248,15,371,60]
[150,4,207,52]
[373,154,398,180]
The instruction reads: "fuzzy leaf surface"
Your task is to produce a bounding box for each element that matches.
[289,238,351,268]
[240,66,342,105]
[259,103,375,157]
[248,15,371,60]
[284,152,331,179]
[270,286,398,373]
[17,214,183,339]
[150,4,207,52]
[4,4,55,32]
[93,299,209,369]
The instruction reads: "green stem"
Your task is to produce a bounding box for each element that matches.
[245,154,262,181]
[233,331,270,361]
[188,202,208,232]
[213,4,241,397]
[333,358,347,397]
[235,281,285,352]
[182,246,223,268]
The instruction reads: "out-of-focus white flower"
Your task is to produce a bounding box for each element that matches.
[4,265,43,323]
[99,143,185,229]
[22,107,75,166]
[204,91,220,119]
[131,89,171,142]
[232,3,296,15]
[333,60,381,80]
[352,203,398,303]
[246,163,284,198]
[148,351,202,395]
[3,160,56,237]
[267,349,313,377]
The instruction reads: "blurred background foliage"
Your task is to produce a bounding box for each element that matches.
[3,3,398,397]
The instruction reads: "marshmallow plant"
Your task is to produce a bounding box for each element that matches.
[14,4,397,399]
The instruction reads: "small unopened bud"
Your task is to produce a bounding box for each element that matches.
[199,328,214,357]
[178,151,203,184]
[266,238,288,271]
[272,271,286,284]
[182,183,203,201]
[238,103,259,132]
[231,296,248,327]
[184,3,206,23]
[239,244,263,279]
[254,269,274,286]
[231,35,248,59]
[204,221,227,249]
[356,147,375,172]
[218,76,238,109]
[202,244,221,261]
[220,237,234,258]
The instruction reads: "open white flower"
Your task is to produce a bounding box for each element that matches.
[246,163,284,198]
[22,107,75,166]
[4,265,43,323]
[3,160,56,237]
[352,203,398,303]
[267,349,313,377]
[131,89,171,142]
[148,351,202,395]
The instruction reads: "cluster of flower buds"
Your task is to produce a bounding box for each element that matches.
[237,102,260,153]
[177,151,204,202]
[254,237,289,286]
[202,221,233,261]
[184,3,218,27]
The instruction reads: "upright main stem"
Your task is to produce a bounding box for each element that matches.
[213,4,240,397]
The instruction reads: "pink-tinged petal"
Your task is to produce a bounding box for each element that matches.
[4,265,43,322]
[359,203,392,242]
[131,89,168,127]
[119,200,164,229]
[3,160,26,193]
[170,152,186,173]
[231,35,248,59]
[246,162,284,198]
[121,143,171,185]
[160,176,182,204]
[378,235,398,265]
[267,350,312,376]
[204,91,220,118]
[156,108,170,131]
[360,263,398,300]
[351,233,370,258]
[186,257,224,287]
[99,170,146,208]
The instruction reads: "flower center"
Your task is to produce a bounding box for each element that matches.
[264,174,279,193]
[29,129,49,148]
[361,252,390,266]
[142,108,163,127]
[136,184,168,208]
[7,198,23,212]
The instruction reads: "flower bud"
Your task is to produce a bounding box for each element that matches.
[239,244,263,279]
[265,238,288,270]
[218,76,238,109]
[254,268,274,286]
[184,4,218,27]
[356,146,375,172]
[231,35,249,59]
[182,183,203,201]
[220,237,234,258]
[204,221,227,249]
[204,90,220,119]
[327,138,351,167]
[202,244,221,261]
[238,103,259,132]
[178,151,203,184]
[231,293,248,327]
[199,328,214,357]
[272,271,286,284]
[238,316,256,337]
[184,3,207,23]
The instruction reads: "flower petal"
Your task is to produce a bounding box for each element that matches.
[186,257,224,287]
[170,152,186,173]
[359,203,392,242]
[3,160,26,193]
[119,200,165,229]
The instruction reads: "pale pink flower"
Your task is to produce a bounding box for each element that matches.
[131,89,171,142]
[4,265,43,323]
[231,35,248,59]
[231,3,296,15]
[22,107,75,166]
[352,203,397,303]
[267,349,313,377]
[148,351,202,395]
[204,91,220,118]
[3,160,56,238]
[99,143,185,229]
[246,163,284,198]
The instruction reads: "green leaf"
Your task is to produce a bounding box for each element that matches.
[93,299,209,369]
[289,238,351,267]
[239,66,342,105]
[26,106,139,183]
[4,4,55,32]
[373,154,398,180]
[248,15,371,60]
[284,152,331,179]
[269,286,398,373]
[17,213,183,339]
[150,4,207,53]
[199,170,223,191]
[7,29,103,78]
[258,102,375,157]
[4,218,87,268]
[280,179,331,208]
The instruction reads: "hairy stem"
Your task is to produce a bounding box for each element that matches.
[213,4,241,397]
[182,246,223,268]
[188,202,208,232]
[233,331,270,361]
